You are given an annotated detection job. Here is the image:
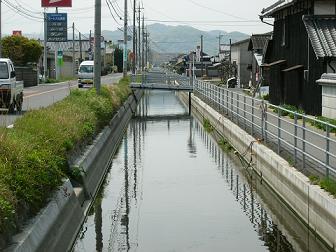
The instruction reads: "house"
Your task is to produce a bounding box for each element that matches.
[39,39,112,79]
[260,0,336,115]
[231,38,251,88]
[248,33,272,88]
[183,50,213,78]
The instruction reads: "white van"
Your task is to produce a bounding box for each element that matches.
[0,58,24,112]
[78,61,94,88]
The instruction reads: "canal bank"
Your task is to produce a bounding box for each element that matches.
[73,90,331,252]
[178,91,336,250]
[5,90,143,252]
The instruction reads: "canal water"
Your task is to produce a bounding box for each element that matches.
[73,91,330,252]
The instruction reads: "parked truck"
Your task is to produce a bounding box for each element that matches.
[0,58,23,113]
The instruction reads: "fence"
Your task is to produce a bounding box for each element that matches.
[193,79,336,178]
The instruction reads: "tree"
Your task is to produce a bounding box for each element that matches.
[114,47,123,73]
[1,36,43,66]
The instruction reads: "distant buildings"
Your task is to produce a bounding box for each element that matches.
[231,39,250,88]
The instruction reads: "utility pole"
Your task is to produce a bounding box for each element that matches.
[94,0,102,94]
[79,32,83,62]
[0,0,2,58]
[138,4,141,71]
[43,10,48,81]
[142,14,145,72]
[123,0,128,78]
[132,0,136,74]
[217,33,224,55]
[89,30,92,60]
[229,38,232,63]
[145,30,149,69]
[201,35,204,78]
[55,7,61,80]
[72,22,76,77]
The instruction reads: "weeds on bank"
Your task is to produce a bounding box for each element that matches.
[309,176,336,197]
[218,138,234,152]
[0,77,131,236]
[203,118,214,133]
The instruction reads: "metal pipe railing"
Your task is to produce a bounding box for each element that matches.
[193,79,336,178]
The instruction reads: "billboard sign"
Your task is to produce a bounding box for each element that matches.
[47,13,68,42]
[42,0,72,7]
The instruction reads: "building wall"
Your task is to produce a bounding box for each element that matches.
[16,67,38,87]
[269,7,325,115]
[231,40,251,88]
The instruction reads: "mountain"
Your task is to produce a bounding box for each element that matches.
[102,23,249,56]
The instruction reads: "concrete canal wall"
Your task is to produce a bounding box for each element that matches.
[6,90,143,252]
[179,92,336,250]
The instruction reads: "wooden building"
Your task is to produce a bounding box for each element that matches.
[261,0,336,115]
[248,33,272,88]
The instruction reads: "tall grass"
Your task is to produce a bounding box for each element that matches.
[0,77,131,238]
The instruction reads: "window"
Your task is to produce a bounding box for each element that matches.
[0,62,9,79]
[79,65,93,73]
[281,21,286,47]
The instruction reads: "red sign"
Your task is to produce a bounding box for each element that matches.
[41,0,72,7]
[12,31,22,36]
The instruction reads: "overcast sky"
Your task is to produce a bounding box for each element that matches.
[1,0,275,37]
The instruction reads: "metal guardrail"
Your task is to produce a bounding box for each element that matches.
[132,71,336,177]
[193,79,336,178]
[131,71,191,87]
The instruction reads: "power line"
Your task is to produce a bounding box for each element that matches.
[145,19,260,23]
[2,0,43,22]
[186,0,248,21]
[105,0,122,25]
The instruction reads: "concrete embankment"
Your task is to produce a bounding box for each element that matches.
[6,90,143,252]
[179,91,336,250]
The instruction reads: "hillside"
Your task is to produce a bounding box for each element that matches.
[102,23,249,55]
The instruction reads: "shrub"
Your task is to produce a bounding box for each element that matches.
[0,78,131,235]
[310,116,336,133]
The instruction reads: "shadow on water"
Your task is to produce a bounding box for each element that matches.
[72,90,332,252]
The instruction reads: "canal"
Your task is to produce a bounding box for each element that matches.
[72,91,330,252]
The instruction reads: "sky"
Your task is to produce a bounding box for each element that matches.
[1,0,276,38]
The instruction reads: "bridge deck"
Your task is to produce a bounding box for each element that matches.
[130,82,193,91]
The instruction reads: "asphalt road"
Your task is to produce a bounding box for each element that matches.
[0,73,123,127]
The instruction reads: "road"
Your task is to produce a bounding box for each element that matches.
[195,85,336,177]
[0,73,123,127]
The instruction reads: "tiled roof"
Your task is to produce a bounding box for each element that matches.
[248,33,272,51]
[303,15,336,59]
[39,40,91,52]
[261,0,294,17]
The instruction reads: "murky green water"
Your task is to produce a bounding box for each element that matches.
[73,91,330,252]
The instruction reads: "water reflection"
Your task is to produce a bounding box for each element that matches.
[73,91,331,252]
[193,119,330,252]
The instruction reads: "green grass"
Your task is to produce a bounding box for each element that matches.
[203,118,214,133]
[0,77,131,236]
[271,104,304,119]
[309,116,336,133]
[218,138,234,152]
[309,176,336,197]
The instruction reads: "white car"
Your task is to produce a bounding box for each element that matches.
[0,58,24,113]
[78,61,94,88]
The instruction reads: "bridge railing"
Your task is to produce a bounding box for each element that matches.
[131,72,192,87]
[193,79,336,178]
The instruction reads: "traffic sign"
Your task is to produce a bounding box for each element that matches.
[47,13,68,42]
[42,0,72,8]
